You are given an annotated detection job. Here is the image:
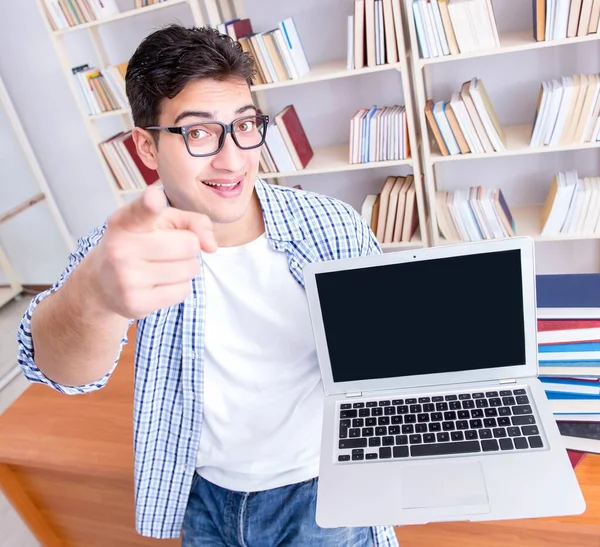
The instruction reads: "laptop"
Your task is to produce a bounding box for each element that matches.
[303,236,585,527]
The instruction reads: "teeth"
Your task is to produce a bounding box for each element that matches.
[204,180,239,187]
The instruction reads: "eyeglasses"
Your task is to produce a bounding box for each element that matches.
[144,114,269,158]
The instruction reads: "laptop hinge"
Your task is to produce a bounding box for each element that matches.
[499,378,517,385]
[345,392,363,398]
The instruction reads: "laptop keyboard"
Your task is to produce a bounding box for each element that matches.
[337,387,545,462]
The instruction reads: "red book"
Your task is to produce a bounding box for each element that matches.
[538,320,600,331]
[275,105,314,169]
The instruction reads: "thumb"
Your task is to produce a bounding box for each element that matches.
[112,185,168,233]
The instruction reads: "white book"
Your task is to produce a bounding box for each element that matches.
[374,0,382,65]
[542,80,563,145]
[546,0,557,40]
[279,18,311,78]
[553,0,571,39]
[530,81,551,147]
[573,178,594,234]
[432,101,460,154]
[425,0,445,56]
[264,124,297,173]
[347,15,355,70]
[468,78,505,151]
[583,177,600,234]
[549,76,574,146]
[412,1,430,58]
[450,92,483,153]
[430,0,450,55]
[419,0,440,57]
[484,0,500,47]
[273,29,299,79]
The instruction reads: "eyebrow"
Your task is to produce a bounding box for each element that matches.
[173,104,257,125]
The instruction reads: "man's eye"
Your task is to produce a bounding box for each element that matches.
[238,121,255,132]
[189,129,208,139]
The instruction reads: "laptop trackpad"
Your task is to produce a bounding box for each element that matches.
[402,461,490,520]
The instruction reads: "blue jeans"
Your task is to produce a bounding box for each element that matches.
[182,473,374,546]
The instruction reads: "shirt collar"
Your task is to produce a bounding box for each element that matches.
[254,178,305,243]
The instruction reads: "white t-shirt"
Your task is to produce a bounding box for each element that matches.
[195,233,324,492]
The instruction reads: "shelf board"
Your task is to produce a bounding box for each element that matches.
[420,29,600,66]
[260,144,411,179]
[251,60,402,91]
[53,0,189,34]
[381,232,423,251]
[438,204,600,245]
[89,108,131,121]
[429,123,600,164]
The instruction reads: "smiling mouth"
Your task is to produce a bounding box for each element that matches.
[201,175,244,196]
[202,180,241,188]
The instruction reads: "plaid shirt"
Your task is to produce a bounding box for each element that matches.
[17,179,399,546]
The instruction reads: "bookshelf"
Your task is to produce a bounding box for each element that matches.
[0,73,72,305]
[404,0,600,248]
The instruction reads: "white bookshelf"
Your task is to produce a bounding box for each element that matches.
[404,0,600,248]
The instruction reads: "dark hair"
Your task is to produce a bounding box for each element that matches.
[125,24,256,129]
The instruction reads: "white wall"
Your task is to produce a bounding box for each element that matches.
[0,0,598,281]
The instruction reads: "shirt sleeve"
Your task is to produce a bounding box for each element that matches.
[16,222,134,395]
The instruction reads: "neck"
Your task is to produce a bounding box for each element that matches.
[213,191,265,247]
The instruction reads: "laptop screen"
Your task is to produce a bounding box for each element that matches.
[314,248,527,383]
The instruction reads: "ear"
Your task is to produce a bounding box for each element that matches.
[132,127,158,170]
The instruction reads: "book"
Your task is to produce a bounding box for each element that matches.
[558,420,600,453]
[536,273,600,318]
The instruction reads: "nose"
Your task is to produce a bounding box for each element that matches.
[210,131,246,172]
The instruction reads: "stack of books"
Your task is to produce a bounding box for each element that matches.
[99,131,160,191]
[347,0,403,70]
[530,73,600,147]
[540,170,600,236]
[412,0,500,58]
[534,0,600,41]
[259,105,314,174]
[425,77,505,157]
[434,186,515,241]
[535,273,600,454]
[72,62,129,116]
[42,0,119,30]
[349,105,410,163]
[229,17,310,85]
[360,175,419,244]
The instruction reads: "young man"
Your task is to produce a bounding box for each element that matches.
[17,25,398,547]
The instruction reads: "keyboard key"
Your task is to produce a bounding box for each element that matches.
[423,403,435,412]
[417,413,430,422]
[379,400,391,406]
[366,401,377,407]
[366,418,376,427]
[436,402,449,411]
[469,419,483,429]
[493,428,507,438]
[397,405,409,414]
[456,420,469,430]
[389,425,401,435]
[473,392,485,398]
[340,419,351,428]
[366,453,378,460]
[500,438,514,450]
[339,438,367,449]
[362,427,374,437]
[514,388,526,395]
[385,406,396,416]
[350,428,360,438]
[428,422,442,432]
[502,396,516,406]
[498,407,511,416]
[479,429,492,439]
[396,435,408,445]
[512,405,533,415]
[419,396,431,403]
[378,417,390,426]
[476,399,489,408]
[338,454,350,461]
[409,434,422,444]
[511,415,536,426]
[514,437,528,449]
[376,427,387,436]
[498,417,511,427]
[451,431,464,441]
[522,425,539,436]
[415,423,427,433]
[444,411,457,421]
[507,427,520,437]
[352,418,364,428]
[402,424,414,434]
[442,421,455,431]
[499,390,513,397]
[459,393,471,400]
[392,416,403,425]
[392,399,403,405]
[369,437,381,447]
[449,401,462,410]
[372,408,383,416]
[359,408,370,417]
[485,408,498,417]
[437,432,450,442]
[341,404,351,409]
[482,439,499,452]
[484,418,497,428]
[405,398,417,404]
[353,402,365,408]
[465,430,478,440]
[458,410,470,419]
[393,446,409,458]
[424,433,436,443]
[383,436,395,446]
[411,441,481,457]
[405,415,416,423]
[472,409,484,418]
[432,396,444,402]
[410,404,422,413]
[516,395,529,405]
[462,400,475,409]
[379,447,392,459]
[445,394,458,401]
[489,398,502,407]
[340,425,348,439]
[340,410,357,418]
[486,391,499,397]
[352,448,364,456]
[431,412,443,421]
[529,436,544,448]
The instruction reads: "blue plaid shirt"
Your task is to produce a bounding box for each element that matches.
[17,179,398,546]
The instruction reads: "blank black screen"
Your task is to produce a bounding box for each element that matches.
[315,249,526,383]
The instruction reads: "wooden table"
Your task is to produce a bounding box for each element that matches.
[0,327,599,546]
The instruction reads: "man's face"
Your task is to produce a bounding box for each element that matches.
[136,77,263,226]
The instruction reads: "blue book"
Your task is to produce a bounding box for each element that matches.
[539,341,600,353]
[536,274,600,319]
